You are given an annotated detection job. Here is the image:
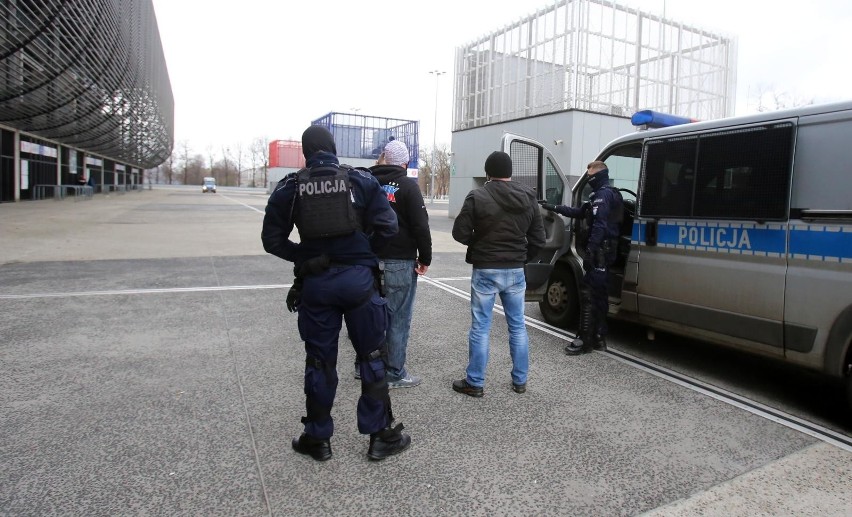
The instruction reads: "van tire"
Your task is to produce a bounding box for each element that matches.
[538,266,579,330]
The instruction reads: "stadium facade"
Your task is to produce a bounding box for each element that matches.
[0,0,173,202]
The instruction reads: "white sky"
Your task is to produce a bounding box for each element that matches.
[151,0,852,159]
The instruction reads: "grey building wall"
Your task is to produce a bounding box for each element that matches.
[448,110,634,217]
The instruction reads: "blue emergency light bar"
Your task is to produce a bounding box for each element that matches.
[631,110,698,129]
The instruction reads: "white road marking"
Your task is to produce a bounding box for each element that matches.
[220,193,265,214]
[4,272,849,451]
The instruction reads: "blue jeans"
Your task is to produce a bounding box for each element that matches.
[382,259,418,381]
[465,267,529,387]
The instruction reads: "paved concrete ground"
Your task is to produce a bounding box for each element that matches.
[1,187,850,516]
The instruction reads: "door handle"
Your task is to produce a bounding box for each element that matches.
[646,220,658,246]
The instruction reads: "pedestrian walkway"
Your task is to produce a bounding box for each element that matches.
[1,188,849,516]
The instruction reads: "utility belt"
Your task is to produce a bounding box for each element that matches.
[299,258,386,298]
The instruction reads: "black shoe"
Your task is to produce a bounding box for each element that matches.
[292,433,332,461]
[592,334,608,351]
[367,423,411,461]
[512,383,526,394]
[564,338,590,356]
[452,379,483,398]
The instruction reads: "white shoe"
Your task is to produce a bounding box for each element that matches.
[387,375,422,389]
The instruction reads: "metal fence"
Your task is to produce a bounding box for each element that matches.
[311,112,419,165]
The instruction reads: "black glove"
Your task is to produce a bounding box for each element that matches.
[297,254,330,277]
[286,277,303,313]
[538,200,557,212]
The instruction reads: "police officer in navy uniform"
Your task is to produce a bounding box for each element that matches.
[261,125,411,461]
[539,160,623,355]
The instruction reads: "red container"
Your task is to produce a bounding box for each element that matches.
[269,140,305,168]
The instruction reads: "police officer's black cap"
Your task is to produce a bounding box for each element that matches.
[301,125,337,158]
[484,151,512,178]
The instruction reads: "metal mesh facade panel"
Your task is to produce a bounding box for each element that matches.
[454,0,736,131]
[0,0,173,168]
[311,112,419,165]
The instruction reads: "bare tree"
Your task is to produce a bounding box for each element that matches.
[417,152,431,196]
[186,154,206,186]
[179,140,192,185]
[231,142,244,187]
[434,143,451,198]
[221,146,231,187]
[250,136,270,188]
[206,145,218,185]
[750,84,814,112]
[418,144,452,198]
[158,147,178,184]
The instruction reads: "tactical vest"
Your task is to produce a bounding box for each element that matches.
[294,165,360,239]
[577,187,624,250]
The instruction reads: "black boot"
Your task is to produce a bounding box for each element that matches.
[292,433,332,461]
[564,337,589,355]
[566,288,594,356]
[367,423,411,461]
[591,303,608,351]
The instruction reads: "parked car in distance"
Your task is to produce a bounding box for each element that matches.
[202,177,216,193]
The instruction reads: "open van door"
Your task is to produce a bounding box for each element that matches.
[501,133,571,302]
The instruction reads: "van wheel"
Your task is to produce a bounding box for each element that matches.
[538,267,579,329]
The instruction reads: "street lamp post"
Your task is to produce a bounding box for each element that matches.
[428,70,445,203]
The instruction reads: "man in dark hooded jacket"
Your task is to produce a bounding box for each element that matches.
[368,138,432,389]
[451,151,545,397]
[539,160,624,355]
[261,125,411,462]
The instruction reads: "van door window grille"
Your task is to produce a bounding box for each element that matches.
[693,124,793,220]
[639,123,793,221]
[509,140,540,193]
[639,137,697,217]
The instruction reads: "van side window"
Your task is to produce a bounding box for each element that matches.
[640,137,697,217]
[693,124,793,220]
[640,123,793,221]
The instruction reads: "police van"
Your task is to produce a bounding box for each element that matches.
[507,100,852,408]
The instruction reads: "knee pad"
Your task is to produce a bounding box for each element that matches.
[302,354,337,424]
[357,347,387,382]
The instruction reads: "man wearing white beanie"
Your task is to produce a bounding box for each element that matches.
[366,138,432,389]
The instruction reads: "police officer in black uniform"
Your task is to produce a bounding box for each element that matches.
[539,160,623,355]
[261,125,411,461]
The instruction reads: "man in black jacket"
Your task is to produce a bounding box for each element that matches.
[368,139,432,389]
[451,151,545,397]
